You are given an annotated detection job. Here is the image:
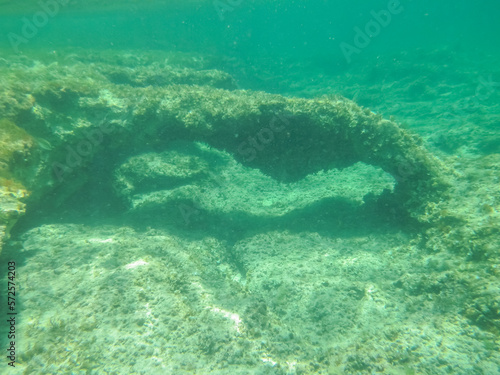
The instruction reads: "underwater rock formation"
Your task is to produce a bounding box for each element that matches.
[0,119,35,249]
[113,141,396,224]
[0,52,449,253]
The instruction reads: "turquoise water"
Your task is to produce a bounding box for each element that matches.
[0,1,499,374]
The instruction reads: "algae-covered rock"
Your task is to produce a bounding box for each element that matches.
[114,147,210,199]
[21,78,447,213]
[1,49,498,375]
[0,119,35,251]
[0,50,450,253]
[114,141,396,226]
[0,183,27,249]
[0,118,34,176]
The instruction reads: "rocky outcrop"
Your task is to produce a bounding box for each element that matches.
[0,119,36,250]
[0,51,450,254]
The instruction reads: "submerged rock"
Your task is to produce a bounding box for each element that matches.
[0,119,36,248]
[113,147,210,199]
[0,49,498,375]
[0,50,450,254]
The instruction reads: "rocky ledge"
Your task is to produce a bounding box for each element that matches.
[0,49,450,254]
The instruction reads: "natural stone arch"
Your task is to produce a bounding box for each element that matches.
[1,58,451,254]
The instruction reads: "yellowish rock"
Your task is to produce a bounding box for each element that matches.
[0,119,33,254]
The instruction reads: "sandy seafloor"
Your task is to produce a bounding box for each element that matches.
[0,47,499,375]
